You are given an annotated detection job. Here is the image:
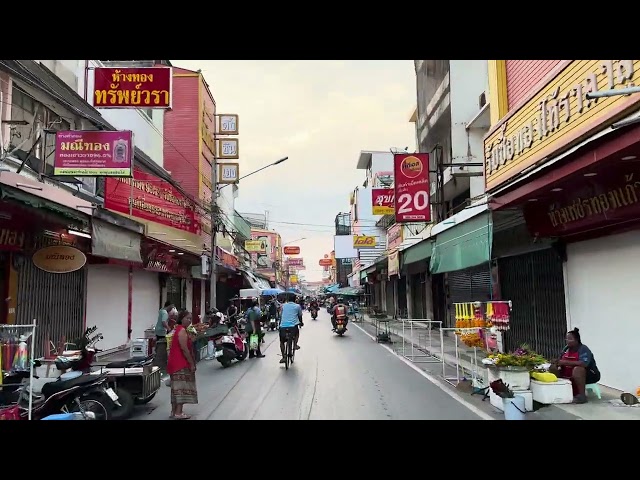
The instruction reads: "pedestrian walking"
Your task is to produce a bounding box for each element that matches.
[246,299,265,358]
[153,301,175,376]
[167,310,199,420]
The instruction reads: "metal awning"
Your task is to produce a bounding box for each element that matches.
[91,218,142,263]
[0,184,89,226]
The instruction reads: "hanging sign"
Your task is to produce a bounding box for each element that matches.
[372,188,395,215]
[393,153,431,223]
[353,235,377,248]
[32,245,87,274]
[218,114,239,135]
[218,139,239,159]
[218,163,239,184]
[93,67,172,109]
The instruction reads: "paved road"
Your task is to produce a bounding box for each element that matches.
[133,309,484,420]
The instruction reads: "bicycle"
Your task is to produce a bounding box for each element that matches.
[282,325,301,370]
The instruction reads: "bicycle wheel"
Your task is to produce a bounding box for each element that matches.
[285,337,291,370]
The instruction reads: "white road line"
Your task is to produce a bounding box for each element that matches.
[351,322,495,421]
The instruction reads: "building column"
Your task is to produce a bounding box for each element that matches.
[406,274,413,319]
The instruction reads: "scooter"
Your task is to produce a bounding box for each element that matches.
[1,365,118,420]
[209,316,248,368]
[334,316,348,336]
[267,314,278,331]
[54,327,160,420]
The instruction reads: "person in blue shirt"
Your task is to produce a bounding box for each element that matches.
[278,294,303,364]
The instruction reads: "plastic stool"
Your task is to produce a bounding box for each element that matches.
[586,383,601,399]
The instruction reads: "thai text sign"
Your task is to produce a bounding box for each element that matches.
[33,245,86,274]
[54,130,133,177]
[319,258,333,266]
[245,240,266,253]
[287,257,304,266]
[372,188,395,215]
[484,60,640,192]
[283,246,300,255]
[353,235,377,248]
[104,169,200,234]
[289,274,298,284]
[218,163,239,184]
[523,167,640,237]
[393,153,431,223]
[93,67,172,109]
[218,114,239,135]
[388,250,400,278]
[387,223,403,250]
[218,139,239,159]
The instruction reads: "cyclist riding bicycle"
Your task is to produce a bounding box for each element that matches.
[279,293,303,364]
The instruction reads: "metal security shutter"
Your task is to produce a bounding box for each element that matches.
[14,253,86,358]
[411,272,426,319]
[498,248,566,360]
[397,276,407,315]
[446,264,491,328]
[385,281,394,315]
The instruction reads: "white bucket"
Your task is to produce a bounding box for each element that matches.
[503,395,526,420]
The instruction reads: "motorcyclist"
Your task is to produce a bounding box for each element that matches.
[309,298,319,318]
[268,298,280,328]
[331,297,349,332]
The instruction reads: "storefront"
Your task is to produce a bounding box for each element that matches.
[398,230,432,320]
[485,59,640,392]
[0,173,94,358]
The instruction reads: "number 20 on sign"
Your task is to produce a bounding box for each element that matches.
[393,153,431,223]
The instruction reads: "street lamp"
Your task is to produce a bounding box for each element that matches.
[210,156,288,310]
[218,157,289,190]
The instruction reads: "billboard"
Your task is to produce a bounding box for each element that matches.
[353,235,377,248]
[387,223,403,250]
[54,130,133,177]
[283,246,300,255]
[251,230,278,270]
[245,240,266,253]
[333,235,358,259]
[372,188,395,215]
[287,257,304,266]
[104,169,200,234]
[394,153,431,223]
[93,67,172,109]
[319,258,332,266]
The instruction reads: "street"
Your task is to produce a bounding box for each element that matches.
[132,309,486,420]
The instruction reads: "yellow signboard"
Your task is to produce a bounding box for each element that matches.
[353,235,377,248]
[289,274,298,284]
[244,240,266,253]
[484,60,640,192]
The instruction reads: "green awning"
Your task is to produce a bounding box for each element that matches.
[401,240,433,268]
[429,211,492,274]
[1,185,89,226]
[360,270,367,281]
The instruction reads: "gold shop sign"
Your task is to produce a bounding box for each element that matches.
[484,60,640,192]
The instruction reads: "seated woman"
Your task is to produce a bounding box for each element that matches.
[548,328,600,404]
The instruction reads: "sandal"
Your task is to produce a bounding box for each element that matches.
[174,413,191,420]
[621,393,639,406]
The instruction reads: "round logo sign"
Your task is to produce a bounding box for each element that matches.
[32,245,87,274]
[400,155,423,179]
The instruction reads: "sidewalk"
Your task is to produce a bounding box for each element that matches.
[356,314,639,420]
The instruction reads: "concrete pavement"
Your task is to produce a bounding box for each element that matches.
[130,309,489,420]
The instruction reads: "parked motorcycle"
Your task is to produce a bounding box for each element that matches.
[54,327,161,420]
[2,367,117,420]
[208,316,248,368]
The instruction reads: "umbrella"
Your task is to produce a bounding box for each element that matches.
[261,288,284,296]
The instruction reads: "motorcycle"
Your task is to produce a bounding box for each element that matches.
[334,316,348,336]
[267,314,278,331]
[1,366,118,420]
[54,327,161,420]
[208,315,248,368]
[311,308,318,320]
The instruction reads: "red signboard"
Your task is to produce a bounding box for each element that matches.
[523,166,640,238]
[54,130,133,177]
[393,153,431,223]
[93,67,172,109]
[283,246,300,255]
[319,258,333,266]
[372,188,395,215]
[104,169,200,234]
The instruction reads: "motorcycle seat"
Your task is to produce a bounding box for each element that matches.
[105,355,153,368]
[41,374,97,398]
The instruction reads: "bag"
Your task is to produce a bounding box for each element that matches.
[249,334,259,351]
[0,405,20,421]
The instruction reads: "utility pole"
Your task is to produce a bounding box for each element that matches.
[210,145,218,311]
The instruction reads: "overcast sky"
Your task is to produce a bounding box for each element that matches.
[173,60,416,281]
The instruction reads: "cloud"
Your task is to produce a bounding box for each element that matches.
[172,60,416,280]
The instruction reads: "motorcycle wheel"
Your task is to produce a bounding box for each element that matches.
[221,359,232,368]
[69,394,110,420]
[110,388,135,420]
[134,392,156,405]
[237,347,248,361]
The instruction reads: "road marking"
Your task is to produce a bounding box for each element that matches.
[351,322,495,421]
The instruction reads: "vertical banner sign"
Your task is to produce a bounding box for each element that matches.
[393,153,431,223]
[372,188,395,215]
[93,67,172,109]
[54,130,133,177]
[218,163,239,184]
